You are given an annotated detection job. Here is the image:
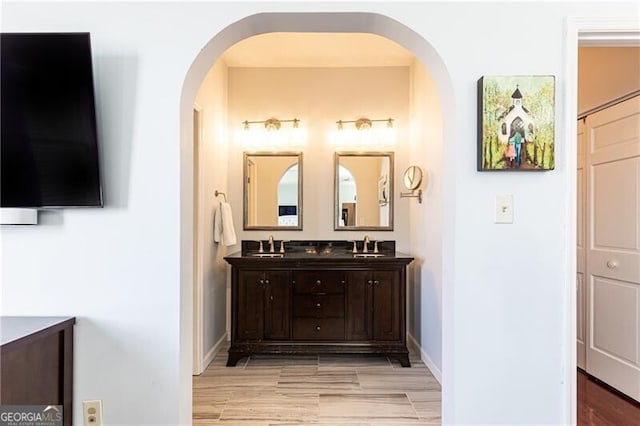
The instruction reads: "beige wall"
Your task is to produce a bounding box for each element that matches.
[194,59,229,359]
[227,66,410,245]
[578,47,640,115]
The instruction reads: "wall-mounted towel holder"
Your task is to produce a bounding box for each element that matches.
[214,190,227,202]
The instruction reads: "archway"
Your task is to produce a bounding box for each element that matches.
[179,12,456,424]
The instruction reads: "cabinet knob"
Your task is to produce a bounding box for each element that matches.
[316,325,321,331]
[265,279,270,284]
[316,303,321,308]
[270,295,274,301]
[316,280,322,285]
[341,280,345,284]
[606,260,619,269]
[368,280,373,285]
[374,280,380,285]
[259,279,264,285]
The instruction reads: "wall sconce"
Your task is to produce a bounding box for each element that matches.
[336,117,394,130]
[238,117,305,148]
[331,117,396,147]
[242,117,300,131]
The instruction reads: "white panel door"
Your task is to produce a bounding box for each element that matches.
[586,96,640,401]
[577,119,586,370]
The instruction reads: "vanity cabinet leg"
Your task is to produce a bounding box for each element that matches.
[389,353,411,368]
[226,351,248,367]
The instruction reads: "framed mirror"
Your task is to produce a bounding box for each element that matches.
[244,152,302,230]
[334,152,394,231]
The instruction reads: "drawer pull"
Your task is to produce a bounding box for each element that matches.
[316,280,322,285]
[316,303,321,308]
[265,279,270,284]
[368,280,373,285]
[374,280,380,285]
[316,325,321,331]
[606,260,619,269]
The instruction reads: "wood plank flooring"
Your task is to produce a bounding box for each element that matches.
[578,370,640,426]
[193,343,441,425]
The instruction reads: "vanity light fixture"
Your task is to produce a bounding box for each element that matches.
[242,117,300,131]
[336,117,394,131]
[238,117,305,148]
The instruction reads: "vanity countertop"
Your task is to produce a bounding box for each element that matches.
[224,240,414,264]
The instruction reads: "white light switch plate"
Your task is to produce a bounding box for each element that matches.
[495,195,513,224]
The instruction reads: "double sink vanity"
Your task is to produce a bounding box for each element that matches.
[225,148,424,367]
[225,239,414,367]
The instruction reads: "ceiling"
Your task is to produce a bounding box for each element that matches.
[220,33,415,67]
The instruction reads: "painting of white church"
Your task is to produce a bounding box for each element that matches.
[478,75,555,170]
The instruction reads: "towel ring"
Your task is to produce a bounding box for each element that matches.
[214,190,227,202]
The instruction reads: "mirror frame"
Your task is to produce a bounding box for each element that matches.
[334,151,394,231]
[243,151,303,231]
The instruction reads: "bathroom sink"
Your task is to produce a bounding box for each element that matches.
[353,253,386,258]
[249,253,284,258]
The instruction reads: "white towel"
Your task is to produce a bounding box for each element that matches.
[213,201,237,246]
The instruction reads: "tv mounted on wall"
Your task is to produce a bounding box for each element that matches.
[1,32,103,210]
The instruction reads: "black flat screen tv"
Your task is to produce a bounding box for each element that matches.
[1,32,103,208]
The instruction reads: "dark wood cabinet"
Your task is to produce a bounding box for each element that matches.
[236,270,290,341]
[226,251,413,367]
[0,317,75,426]
[293,271,345,341]
[345,270,401,341]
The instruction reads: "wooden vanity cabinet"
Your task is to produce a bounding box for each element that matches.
[236,270,290,341]
[292,271,346,341]
[226,254,412,367]
[346,270,401,341]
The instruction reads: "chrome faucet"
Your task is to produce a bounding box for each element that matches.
[363,235,370,253]
[268,235,275,253]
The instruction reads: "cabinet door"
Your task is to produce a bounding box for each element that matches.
[237,270,265,341]
[372,271,400,341]
[264,271,291,340]
[346,271,373,340]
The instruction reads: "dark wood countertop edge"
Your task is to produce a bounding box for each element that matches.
[1,316,76,350]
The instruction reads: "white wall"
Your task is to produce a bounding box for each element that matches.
[194,60,229,365]
[408,59,444,381]
[1,2,637,426]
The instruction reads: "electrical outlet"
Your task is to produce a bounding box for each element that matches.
[82,400,103,426]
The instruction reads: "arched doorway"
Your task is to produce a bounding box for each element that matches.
[179,12,455,424]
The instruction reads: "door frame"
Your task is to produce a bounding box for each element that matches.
[192,104,205,375]
[563,16,640,425]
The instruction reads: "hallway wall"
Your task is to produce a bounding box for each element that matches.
[578,47,640,114]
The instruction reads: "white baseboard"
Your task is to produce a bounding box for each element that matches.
[407,333,442,384]
[202,332,228,370]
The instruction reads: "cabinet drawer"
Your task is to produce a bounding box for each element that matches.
[294,271,345,294]
[294,294,344,318]
[293,318,345,340]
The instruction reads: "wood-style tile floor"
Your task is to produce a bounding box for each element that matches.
[193,343,441,425]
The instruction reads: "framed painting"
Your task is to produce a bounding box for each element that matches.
[477,75,555,171]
